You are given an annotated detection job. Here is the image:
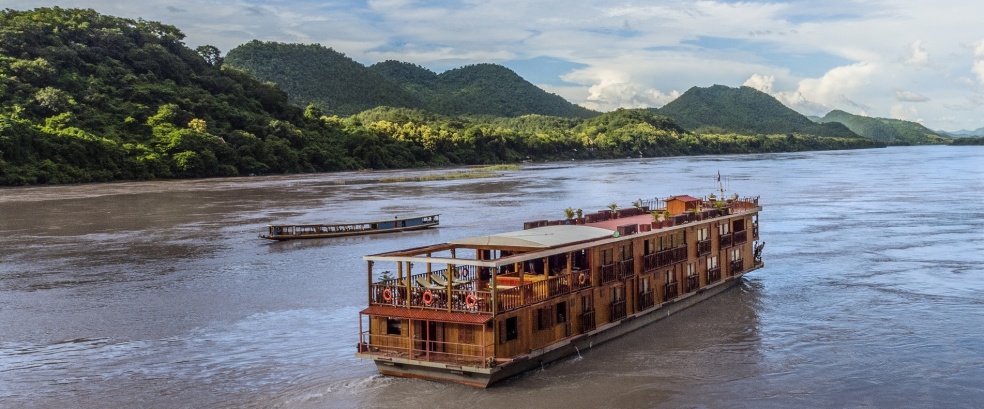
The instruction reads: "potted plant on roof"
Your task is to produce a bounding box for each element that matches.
[650,211,661,229]
[608,202,619,219]
[564,207,575,224]
[576,208,585,224]
[662,210,672,227]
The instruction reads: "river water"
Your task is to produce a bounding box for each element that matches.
[1,146,982,408]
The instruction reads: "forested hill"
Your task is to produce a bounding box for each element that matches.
[657,85,859,138]
[0,8,885,186]
[226,42,597,118]
[0,7,360,184]
[813,110,951,145]
[224,41,424,115]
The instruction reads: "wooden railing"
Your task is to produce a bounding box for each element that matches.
[571,268,591,291]
[618,259,635,279]
[685,275,699,293]
[753,225,759,240]
[698,239,711,256]
[643,246,687,272]
[638,290,655,310]
[734,230,747,245]
[720,233,733,248]
[358,331,489,367]
[707,267,721,283]
[730,258,744,275]
[496,273,573,313]
[664,281,678,300]
[600,263,617,284]
[609,300,627,321]
[580,310,596,332]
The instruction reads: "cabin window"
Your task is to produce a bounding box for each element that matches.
[556,302,567,324]
[620,243,632,260]
[505,317,518,341]
[610,286,623,301]
[641,277,651,293]
[719,222,731,235]
[697,227,709,241]
[665,270,674,283]
[687,263,697,277]
[730,248,741,261]
[536,306,554,330]
[386,318,401,335]
[601,248,614,265]
[581,294,593,312]
[707,255,719,269]
[733,219,745,231]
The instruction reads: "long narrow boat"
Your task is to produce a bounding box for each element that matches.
[260,214,439,241]
[356,195,764,387]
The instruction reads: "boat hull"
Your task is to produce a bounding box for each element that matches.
[361,263,761,387]
[260,222,437,241]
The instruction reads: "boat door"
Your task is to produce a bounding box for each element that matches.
[413,321,445,357]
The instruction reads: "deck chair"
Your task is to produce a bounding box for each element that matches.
[415,275,441,289]
[432,273,469,287]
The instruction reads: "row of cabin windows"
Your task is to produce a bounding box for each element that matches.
[504,301,570,342]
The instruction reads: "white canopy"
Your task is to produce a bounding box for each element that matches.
[449,225,615,249]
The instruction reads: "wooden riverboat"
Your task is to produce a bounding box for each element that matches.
[260,214,439,241]
[356,195,763,387]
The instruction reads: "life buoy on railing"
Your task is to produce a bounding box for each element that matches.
[382,288,393,302]
[465,293,478,308]
[578,273,587,285]
[458,266,470,278]
[422,291,434,305]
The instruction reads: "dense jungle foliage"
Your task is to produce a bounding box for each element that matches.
[814,110,951,145]
[0,8,884,186]
[226,41,597,118]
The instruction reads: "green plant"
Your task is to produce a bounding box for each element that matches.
[576,208,583,218]
[632,199,642,209]
[564,207,575,219]
[379,270,394,283]
[608,202,619,213]
[651,211,661,221]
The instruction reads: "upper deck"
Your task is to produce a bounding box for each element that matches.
[362,196,761,318]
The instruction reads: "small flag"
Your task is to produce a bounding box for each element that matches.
[717,170,721,182]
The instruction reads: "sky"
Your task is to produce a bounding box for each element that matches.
[6,0,984,132]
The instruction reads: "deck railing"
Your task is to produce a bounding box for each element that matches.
[664,281,678,300]
[600,263,617,284]
[618,259,635,280]
[685,275,699,293]
[707,267,721,283]
[730,258,744,275]
[571,268,592,291]
[697,239,711,256]
[734,230,747,245]
[609,300,627,322]
[358,331,490,368]
[720,233,733,248]
[370,267,491,314]
[643,246,687,272]
[496,273,572,313]
[580,310,596,332]
[638,290,655,310]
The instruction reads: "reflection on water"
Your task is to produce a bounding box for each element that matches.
[1,146,983,408]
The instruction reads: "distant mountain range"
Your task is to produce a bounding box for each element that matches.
[655,85,859,138]
[939,127,984,137]
[225,41,597,118]
[812,110,950,145]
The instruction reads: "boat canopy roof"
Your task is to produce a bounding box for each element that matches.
[449,225,615,249]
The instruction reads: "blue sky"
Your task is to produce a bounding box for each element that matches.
[6,0,984,131]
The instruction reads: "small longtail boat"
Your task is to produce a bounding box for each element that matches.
[260,214,439,241]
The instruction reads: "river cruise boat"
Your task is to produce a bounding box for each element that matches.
[357,195,763,387]
[260,214,439,241]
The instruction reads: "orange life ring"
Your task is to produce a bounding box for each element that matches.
[578,273,587,285]
[422,291,434,305]
[458,266,469,278]
[382,288,393,302]
[465,293,478,308]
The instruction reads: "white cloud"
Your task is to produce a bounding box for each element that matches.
[973,39,984,88]
[905,40,930,66]
[890,104,921,123]
[896,89,929,102]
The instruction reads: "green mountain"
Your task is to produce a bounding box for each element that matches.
[0,7,361,184]
[814,110,951,145]
[657,85,859,138]
[224,41,423,115]
[226,43,598,119]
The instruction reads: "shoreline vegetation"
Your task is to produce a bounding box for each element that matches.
[0,7,956,188]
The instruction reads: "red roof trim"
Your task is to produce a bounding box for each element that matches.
[360,305,492,324]
[667,195,701,202]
